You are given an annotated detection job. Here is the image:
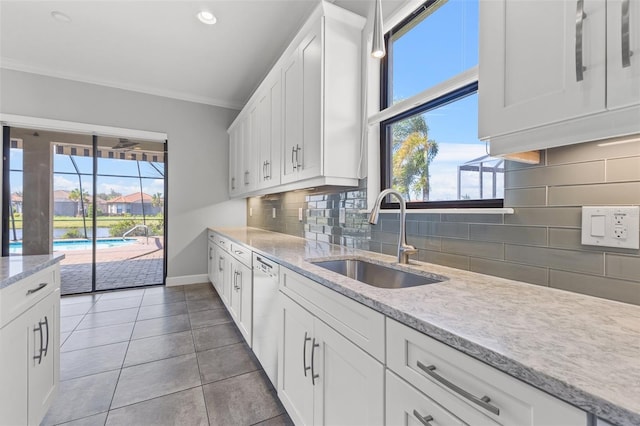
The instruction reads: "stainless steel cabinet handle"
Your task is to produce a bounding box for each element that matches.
[303,332,311,377]
[416,361,500,416]
[231,177,236,190]
[291,146,297,170]
[33,319,45,364]
[218,256,224,271]
[265,161,270,179]
[311,338,320,385]
[622,0,633,67]
[244,171,249,185]
[42,316,49,357]
[234,250,243,256]
[26,282,47,295]
[209,247,212,260]
[236,270,242,290]
[575,0,587,81]
[413,410,434,426]
[295,144,301,170]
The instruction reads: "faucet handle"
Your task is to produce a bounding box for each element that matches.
[401,244,418,254]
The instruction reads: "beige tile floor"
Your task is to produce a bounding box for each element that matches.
[45,283,292,426]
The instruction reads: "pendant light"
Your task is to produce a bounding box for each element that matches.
[371,0,385,58]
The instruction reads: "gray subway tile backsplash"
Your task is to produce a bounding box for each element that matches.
[246,139,640,306]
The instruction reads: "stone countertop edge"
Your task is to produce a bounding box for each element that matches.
[210,226,640,426]
[0,253,66,290]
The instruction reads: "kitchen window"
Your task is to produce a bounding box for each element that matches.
[379,0,504,208]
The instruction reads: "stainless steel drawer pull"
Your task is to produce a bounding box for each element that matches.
[26,282,48,295]
[303,332,311,377]
[412,410,434,426]
[622,0,633,67]
[311,338,320,385]
[575,0,587,81]
[417,361,500,416]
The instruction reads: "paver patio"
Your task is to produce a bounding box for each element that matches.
[59,237,164,295]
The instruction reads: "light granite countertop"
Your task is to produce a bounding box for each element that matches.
[0,253,65,290]
[211,226,640,426]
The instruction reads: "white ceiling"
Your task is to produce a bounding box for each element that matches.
[0,1,322,110]
[0,1,404,111]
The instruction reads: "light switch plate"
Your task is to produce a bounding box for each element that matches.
[272,207,276,219]
[298,207,303,222]
[581,206,639,249]
[339,208,346,225]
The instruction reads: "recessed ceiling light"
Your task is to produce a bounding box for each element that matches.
[51,11,72,23]
[197,10,217,25]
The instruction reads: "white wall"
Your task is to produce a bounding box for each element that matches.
[0,68,246,282]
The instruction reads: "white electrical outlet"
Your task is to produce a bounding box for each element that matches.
[272,207,276,219]
[581,206,640,249]
[249,207,253,217]
[298,207,303,222]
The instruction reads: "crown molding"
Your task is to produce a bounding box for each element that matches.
[0,58,244,111]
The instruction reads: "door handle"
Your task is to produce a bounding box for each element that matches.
[311,338,320,385]
[417,361,500,416]
[413,410,434,426]
[303,332,312,376]
[291,146,297,169]
[575,0,587,81]
[33,319,45,364]
[622,0,633,67]
[42,316,49,357]
[26,282,47,295]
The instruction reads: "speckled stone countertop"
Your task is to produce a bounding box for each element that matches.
[0,254,65,290]
[211,226,640,426]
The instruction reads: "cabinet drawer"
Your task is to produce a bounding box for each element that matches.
[208,230,216,244]
[215,234,230,253]
[230,243,252,268]
[0,267,58,328]
[279,266,385,362]
[386,369,470,426]
[387,319,586,426]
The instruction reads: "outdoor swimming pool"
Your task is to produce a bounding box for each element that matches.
[9,238,136,254]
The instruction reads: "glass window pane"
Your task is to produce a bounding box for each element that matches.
[390,0,478,104]
[388,93,503,202]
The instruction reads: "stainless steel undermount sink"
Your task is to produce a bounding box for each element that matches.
[311,258,446,289]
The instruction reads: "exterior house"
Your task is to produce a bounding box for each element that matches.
[10,193,22,214]
[106,192,162,216]
[53,190,77,216]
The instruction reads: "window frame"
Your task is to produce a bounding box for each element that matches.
[378,0,503,210]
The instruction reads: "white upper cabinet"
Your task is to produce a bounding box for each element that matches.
[607,0,640,109]
[228,2,365,198]
[480,0,640,155]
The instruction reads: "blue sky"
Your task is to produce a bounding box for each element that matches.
[390,0,502,201]
[10,150,165,198]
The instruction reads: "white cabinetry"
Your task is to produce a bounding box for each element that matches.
[228,245,253,345]
[0,265,60,426]
[480,0,640,155]
[386,319,586,426]
[228,2,365,198]
[277,267,384,426]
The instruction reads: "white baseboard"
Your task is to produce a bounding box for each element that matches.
[166,274,210,287]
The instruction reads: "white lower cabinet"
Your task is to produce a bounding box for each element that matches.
[0,265,60,426]
[278,293,384,426]
[229,256,252,345]
[387,319,586,426]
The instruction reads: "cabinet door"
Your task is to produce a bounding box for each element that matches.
[236,262,253,346]
[313,319,384,426]
[479,0,606,139]
[278,294,315,426]
[28,289,59,425]
[242,111,256,193]
[607,0,640,110]
[298,20,322,181]
[228,127,241,197]
[268,76,282,188]
[208,241,216,286]
[282,50,302,184]
[218,250,231,307]
[0,313,29,426]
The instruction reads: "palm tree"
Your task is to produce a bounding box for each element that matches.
[68,188,90,216]
[151,193,163,211]
[392,115,439,201]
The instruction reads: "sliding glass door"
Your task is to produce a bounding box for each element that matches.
[2,126,166,295]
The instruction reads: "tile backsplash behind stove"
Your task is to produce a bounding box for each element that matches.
[246,138,640,306]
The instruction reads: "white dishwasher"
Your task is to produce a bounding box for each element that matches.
[252,253,280,387]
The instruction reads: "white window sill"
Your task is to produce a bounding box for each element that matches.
[359,208,514,215]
